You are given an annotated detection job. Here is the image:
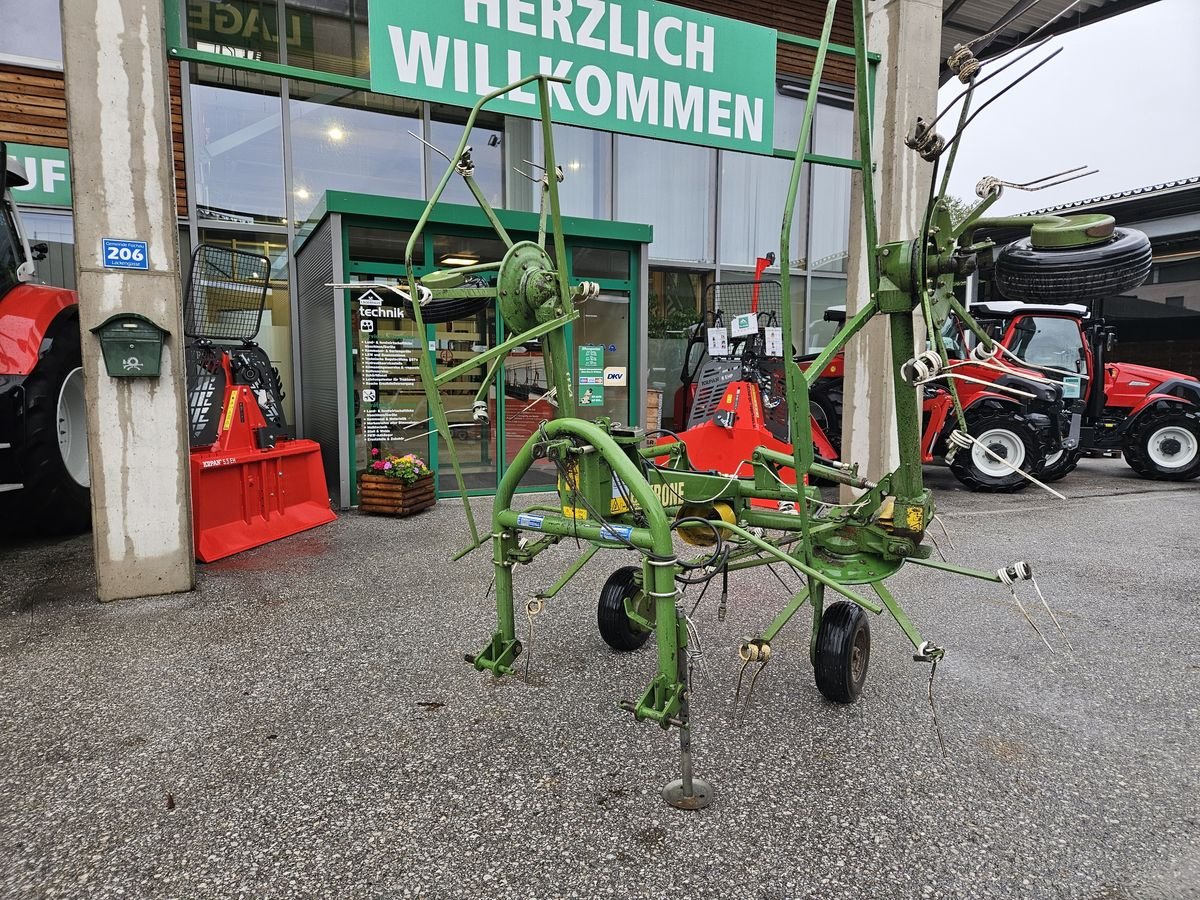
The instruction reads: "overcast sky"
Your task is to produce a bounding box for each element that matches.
[938,0,1200,215]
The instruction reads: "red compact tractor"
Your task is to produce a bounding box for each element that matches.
[0,143,89,534]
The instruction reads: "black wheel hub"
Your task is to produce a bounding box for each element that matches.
[987,441,1010,460]
[1160,437,1182,456]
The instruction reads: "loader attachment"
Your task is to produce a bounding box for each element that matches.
[184,244,334,562]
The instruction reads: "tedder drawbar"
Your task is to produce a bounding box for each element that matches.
[337,0,1146,809]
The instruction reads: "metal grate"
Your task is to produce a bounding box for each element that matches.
[183,244,270,342]
[686,358,742,429]
[705,280,783,327]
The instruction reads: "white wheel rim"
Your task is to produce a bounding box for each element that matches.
[57,367,90,488]
[1147,425,1198,470]
[1044,448,1064,467]
[971,427,1026,478]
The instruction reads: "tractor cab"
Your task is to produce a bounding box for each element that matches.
[1,149,49,299]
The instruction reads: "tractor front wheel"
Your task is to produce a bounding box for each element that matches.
[1123,408,1200,481]
[18,313,91,534]
[597,566,652,652]
[1039,446,1082,482]
[814,600,870,703]
[948,410,1043,493]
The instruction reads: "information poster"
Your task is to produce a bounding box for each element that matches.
[359,330,421,442]
[578,345,605,407]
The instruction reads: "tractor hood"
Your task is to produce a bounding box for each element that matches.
[1108,361,1200,390]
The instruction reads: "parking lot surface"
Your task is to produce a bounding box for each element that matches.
[2,457,1198,899]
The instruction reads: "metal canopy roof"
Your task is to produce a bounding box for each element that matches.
[940,0,1162,81]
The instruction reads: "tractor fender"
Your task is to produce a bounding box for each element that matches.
[0,282,79,376]
[1148,378,1200,408]
[1126,392,1199,426]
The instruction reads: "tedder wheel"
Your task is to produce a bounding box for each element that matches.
[993,228,1152,305]
[814,600,870,704]
[1039,446,1082,483]
[597,566,652,652]
[20,313,91,535]
[948,409,1043,493]
[1122,408,1200,481]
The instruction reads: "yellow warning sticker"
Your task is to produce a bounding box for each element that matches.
[562,506,588,520]
[906,507,924,532]
[222,399,238,432]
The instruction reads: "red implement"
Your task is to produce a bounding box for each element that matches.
[190,381,335,563]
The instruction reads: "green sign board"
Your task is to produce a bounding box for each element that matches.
[6,144,71,208]
[367,0,777,153]
[578,345,605,406]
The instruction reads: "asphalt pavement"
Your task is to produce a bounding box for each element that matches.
[1,456,1198,899]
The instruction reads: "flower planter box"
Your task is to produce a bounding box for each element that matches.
[358,472,436,517]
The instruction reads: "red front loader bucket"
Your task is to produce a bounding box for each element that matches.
[190,385,336,563]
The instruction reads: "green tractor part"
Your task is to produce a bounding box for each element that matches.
[350,1,1117,809]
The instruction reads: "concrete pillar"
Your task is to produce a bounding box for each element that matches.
[841,0,940,495]
[60,0,194,599]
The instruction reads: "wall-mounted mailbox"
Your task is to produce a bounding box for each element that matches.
[90,313,169,378]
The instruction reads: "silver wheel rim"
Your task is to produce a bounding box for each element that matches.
[1043,448,1064,468]
[57,367,90,488]
[971,427,1026,478]
[1147,425,1198,470]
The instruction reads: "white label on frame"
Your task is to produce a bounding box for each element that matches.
[730,313,758,338]
[707,328,729,356]
[764,327,783,357]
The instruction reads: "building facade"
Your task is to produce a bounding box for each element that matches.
[3,0,867,499]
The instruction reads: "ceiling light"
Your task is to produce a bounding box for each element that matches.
[326,125,345,142]
[295,187,310,200]
[440,255,478,267]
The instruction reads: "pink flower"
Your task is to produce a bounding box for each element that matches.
[371,448,380,457]
[383,461,393,470]
[371,460,385,470]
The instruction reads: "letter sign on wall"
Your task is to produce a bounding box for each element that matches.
[367,0,777,153]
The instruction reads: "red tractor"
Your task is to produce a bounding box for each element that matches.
[956,301,1200,481]
[0,143,89,534]
[672,281,1064,493]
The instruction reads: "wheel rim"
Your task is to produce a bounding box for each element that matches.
[57,367,90,488]
[970,427,1026,478]
[1147,424,1199,470]
[1044,448,1064,467]
[850,628,868,683]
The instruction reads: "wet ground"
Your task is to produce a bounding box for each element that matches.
[1,457,1198,899]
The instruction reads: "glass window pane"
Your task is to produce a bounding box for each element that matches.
[814,98,854,158]
[572,247,628,281]
[647,268,714,431]
[806,276,847,353]
[195,229,294,422]
[432,234,507,269]
[575,292,631,423]
[190,69,286,225]
[186,0,283,64]
[284,1,368,79]
[347,226,422,267]
[718,152,807,270]
[0,2,62,67]
[615,136,715,264]
[289,81,422,223]
[429,108,504,209]
[773,89,808,153]
[529,124,613,220]
[18,211,75,291]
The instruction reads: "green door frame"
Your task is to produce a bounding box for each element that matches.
[300,191,650,504]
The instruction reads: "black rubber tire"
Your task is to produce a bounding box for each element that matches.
[809,381,844,457]
[994,228,1152,304]
[814,600,870,704]
[1039,447,1082,483]
[402,294,491,324]
[948,408,1043,493]
[19,312,91,535]
[597,566,651,652]
[1122,406,1200,481]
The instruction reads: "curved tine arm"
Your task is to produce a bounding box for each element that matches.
[403,74,570,274]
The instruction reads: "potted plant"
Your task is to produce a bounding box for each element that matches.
[358,449,436,517]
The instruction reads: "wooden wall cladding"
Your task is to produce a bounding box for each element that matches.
[0,66,68,149]
[672,0,856,87]
[0,62,188,218]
